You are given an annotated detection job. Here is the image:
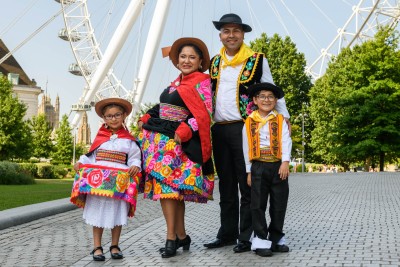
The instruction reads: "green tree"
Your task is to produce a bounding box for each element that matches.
[250,33,313,161]
[0,76,32,160]
[52,114,74,164]
[309,28,400,170]
[29,114,54,158]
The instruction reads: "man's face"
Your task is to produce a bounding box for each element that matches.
[219,24,245,55]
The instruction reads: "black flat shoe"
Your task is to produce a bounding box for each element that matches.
[110,245,123,259]
[271,244,289,252]
[159,235,191,253]
[90,246,105,261]
[255,248,273,257]
[233,241,251,253]
[161,239,177,258]
[203,238,237,248]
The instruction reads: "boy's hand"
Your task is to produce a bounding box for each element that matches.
[128,166,140,177]
[279,161,290,180]
[247,173,251,187]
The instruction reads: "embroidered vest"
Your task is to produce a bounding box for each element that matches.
[210,53,264,120]
[245,114,284,162]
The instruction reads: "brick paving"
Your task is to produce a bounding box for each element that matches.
[0,172,399,267]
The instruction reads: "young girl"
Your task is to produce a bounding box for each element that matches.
[70,98,141,261]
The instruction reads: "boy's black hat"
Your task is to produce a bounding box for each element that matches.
[248,82,284,99]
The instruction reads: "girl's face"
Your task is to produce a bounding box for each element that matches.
[253,90,277,116]
[103,106,126,132]
[178,46,202,77]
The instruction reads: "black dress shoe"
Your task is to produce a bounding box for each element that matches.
[203,238,237,248]
[109,245,124,259]
[90,246,105,261]
[255,248,273,257]
[159,235,191,253]
[233,241,251,253]
[271,244,289,252]
[161,239,177,258]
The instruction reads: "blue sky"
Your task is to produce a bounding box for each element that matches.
[0,0,365,139]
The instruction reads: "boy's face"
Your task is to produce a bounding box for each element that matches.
[253,90,277,114]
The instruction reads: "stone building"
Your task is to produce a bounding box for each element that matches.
[77,111,91,145]
[0,39,43,120]
[38,94,60,131]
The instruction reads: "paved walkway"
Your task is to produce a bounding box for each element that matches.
[0,172,399,267]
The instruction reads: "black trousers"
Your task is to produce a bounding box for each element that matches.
[212,122,252,242]
[251,161,289,243]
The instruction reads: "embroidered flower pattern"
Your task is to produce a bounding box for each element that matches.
[188,118,198,131]
[87,169,103,188]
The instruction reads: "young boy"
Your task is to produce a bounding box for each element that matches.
[242,82,292,257]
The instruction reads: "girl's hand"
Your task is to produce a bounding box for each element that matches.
[74,162,81,172]
[128,166,140,177]
[137,121,144,131]
[247,173,251,187]
[279,162,290,180]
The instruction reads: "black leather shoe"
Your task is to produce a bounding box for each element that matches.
[159,235,191,253]
[233,241,251,253]
[255,248,273,257]
[109,245,123,259]
[203,238,237,248]
[161,239,177,258]
[90,246,105,261]
[271,244,289,252]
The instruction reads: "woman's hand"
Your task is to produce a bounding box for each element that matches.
[174,133,181,144]
[128,166,140,177]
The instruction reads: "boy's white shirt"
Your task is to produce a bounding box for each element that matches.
[242,110,292,173]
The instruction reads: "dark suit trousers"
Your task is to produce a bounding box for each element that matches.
[212,122,252,242]
[251,161,289,243]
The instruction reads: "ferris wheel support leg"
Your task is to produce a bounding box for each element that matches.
[70,0,145,128]
[129,0,172,124]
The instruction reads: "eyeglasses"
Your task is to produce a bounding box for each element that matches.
[104,112,123,120]
[257,95,276,101]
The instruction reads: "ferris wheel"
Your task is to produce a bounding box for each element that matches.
[55,0,400,128]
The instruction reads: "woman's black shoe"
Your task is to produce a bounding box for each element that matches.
[159,235,191,253]
[109,245,124,259]
[90,246,105,261]
[178,235,191,250]
[161,239,177,258]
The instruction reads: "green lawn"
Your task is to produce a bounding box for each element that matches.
[0,179,74,211]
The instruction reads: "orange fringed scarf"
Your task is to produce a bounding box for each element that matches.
[245,110,284,161]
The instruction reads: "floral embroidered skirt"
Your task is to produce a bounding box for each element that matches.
[138,129,214,203]
[70,164,140,217]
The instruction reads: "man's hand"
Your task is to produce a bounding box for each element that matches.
[247,173,251,187]
[279,161,290,180]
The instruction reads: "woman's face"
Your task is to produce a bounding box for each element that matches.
[178,46,202,76]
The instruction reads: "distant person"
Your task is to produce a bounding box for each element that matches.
[242,82,292,257]
[137,37,214,258]
[204,13,290,253]
[71,98,142,261]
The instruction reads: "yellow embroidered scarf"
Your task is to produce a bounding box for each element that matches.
[248,110,278,132]
[220,43,254,68]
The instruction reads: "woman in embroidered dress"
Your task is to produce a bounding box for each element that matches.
[70,98,141,261]
[137,37,214,258]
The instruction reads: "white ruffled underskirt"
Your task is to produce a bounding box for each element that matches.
[83,195,129,229]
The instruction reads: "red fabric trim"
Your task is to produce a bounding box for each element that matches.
[175,122,193,143]
[176,72,212,163]
[139,113,151,124]
[89,125,136,153]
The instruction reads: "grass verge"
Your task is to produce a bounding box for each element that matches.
[0,179,74,211]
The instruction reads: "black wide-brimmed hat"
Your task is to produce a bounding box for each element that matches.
[248,82,284,99]
[213,13,252,32]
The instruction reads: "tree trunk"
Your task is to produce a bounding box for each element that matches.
[379,152,385,172]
